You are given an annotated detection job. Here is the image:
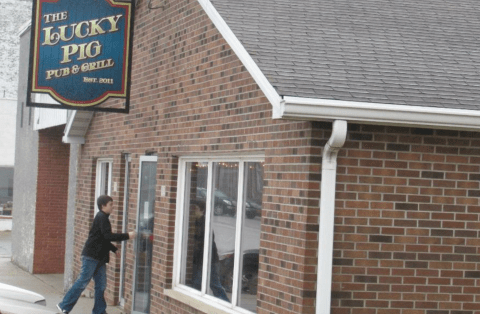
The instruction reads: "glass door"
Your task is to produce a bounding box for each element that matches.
[132,156,157,314]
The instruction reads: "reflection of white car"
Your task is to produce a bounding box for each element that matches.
[0,283,57,314]
[196,188,262,218]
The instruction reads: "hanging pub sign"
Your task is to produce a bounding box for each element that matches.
[27,0,134,113]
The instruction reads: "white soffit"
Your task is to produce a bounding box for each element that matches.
[62,110,94,144]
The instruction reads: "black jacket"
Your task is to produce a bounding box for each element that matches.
[82,210,130,263]
[193,215,219,267]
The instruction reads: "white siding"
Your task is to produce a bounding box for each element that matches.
[33,94,67,130]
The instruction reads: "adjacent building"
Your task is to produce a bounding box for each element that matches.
[0,0,32,214]
[12,23,70,275]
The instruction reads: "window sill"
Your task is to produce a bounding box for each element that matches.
[164,289,234,314]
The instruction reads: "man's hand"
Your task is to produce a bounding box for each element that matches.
[128,231,137,239]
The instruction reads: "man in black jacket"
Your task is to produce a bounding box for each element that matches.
[191,200,229,302]
[57,195,136,314]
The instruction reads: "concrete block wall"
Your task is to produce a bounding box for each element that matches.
[12,27,39,273]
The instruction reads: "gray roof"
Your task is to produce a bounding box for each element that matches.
[210,0,480,110]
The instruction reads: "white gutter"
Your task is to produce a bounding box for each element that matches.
[280,96,480,131]
[317,120,347,314]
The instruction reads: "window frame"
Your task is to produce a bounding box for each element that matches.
[173,155,264,313]
[94,158,113,215]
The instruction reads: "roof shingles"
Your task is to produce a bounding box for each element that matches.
[210,0,480,110]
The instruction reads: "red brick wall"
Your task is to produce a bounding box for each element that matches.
[73,0,319,312]
[71,1,480,314]
[331,125,480,314]
[33,126,69,274]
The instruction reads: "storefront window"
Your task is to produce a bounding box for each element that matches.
[177,158,263,313]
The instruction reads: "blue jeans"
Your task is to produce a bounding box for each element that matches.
[193,263,229,302]
[59,256,107,314]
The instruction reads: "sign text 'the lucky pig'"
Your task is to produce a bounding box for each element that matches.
[28,0,134,112]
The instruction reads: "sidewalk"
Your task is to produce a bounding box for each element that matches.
[0,231,126,314]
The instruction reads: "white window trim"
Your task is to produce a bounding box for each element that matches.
[172,155,264,314]
[95,158,113,215]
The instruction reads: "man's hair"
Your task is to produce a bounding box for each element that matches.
[97,195,113,211]
[190,199,206,212]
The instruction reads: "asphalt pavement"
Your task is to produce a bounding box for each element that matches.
[0,230,126,314]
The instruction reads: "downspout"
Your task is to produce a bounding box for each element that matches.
[316,120,348,314]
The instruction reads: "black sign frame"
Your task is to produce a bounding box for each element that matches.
[26,0,135,113]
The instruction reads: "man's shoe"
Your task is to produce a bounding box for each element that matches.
[56,303,69,314]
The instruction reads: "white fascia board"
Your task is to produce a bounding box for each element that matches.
[63,111,78,143]
[281,96,480,131]
[62,136,86,144]
[197,0,283,112]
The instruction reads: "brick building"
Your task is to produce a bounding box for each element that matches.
[36,0,480,314]
[12,21,71,274]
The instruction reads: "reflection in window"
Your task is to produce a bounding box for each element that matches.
[179,160,263,313]
[181,162,208,291]
[239,162,263,308]
[133,160,157,313]
[208,162,238,302]
[95,159,112,214]
[99,162,110,195]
